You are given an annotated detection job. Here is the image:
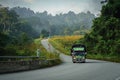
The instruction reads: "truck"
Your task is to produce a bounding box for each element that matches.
[71,44,87,63]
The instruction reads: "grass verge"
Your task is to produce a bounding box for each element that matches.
[49,36,120,63]
[34,38,59,59]
[87,54,120,62]
[49,35,83,55]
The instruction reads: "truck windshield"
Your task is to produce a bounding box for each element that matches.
[73,47,85,51]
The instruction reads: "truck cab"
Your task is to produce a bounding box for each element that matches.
[71,44,87,63]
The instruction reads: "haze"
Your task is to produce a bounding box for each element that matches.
[0,0,103,16]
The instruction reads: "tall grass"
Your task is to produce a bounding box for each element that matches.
[87,53,120,62]
[49,35,83,55]
[49,35,120,62]
[34,38,59,59]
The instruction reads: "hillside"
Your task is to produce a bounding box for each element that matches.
[12,7,95,36]
[0,6,39,56]
[83,0,120,58]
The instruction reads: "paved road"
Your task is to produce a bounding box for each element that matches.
[0,39,120,80]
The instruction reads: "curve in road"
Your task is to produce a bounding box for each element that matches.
[0,39,120,80]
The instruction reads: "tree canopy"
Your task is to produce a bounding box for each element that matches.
[83,0,120,55]
[0,6,39,56]
[12,7,95,36]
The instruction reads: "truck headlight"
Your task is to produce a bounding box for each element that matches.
[73,57,76,59]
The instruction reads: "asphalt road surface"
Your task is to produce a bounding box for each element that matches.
[0,39,120,80]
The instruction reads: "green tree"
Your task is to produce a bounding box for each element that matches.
[83,0,120,56]
[0,7,18,33]
[0,6,38,56]
[41,29,49,38]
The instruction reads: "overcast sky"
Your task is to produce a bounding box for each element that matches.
[0,0,103,15]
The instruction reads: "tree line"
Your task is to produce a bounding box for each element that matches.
[12,7,95,36]
[0,5,39,56]
[83,0,120,56]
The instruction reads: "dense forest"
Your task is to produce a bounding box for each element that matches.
[12,7,95,36]
[83,0,120,56]
[0,5,39,56]
[0,5,95,56]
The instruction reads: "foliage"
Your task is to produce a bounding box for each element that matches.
[83,0,120,58]
[40,29,49,38]
[34,38,59,59]
[0,6,39,56]
[12,7,95,36]
[50,35,120,62]
[49,35,84,55]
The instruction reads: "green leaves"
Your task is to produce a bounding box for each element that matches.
[83,0,120,56]
[0,6,38,56]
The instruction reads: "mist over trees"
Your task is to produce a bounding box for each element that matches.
[0,5,95,56]
[12,7,95,36]
[0,5,38,56]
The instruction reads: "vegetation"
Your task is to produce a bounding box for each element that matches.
[34,38,59,59]
[0,5,39,56]
[50,35,120,62]
[1,0,120,63]
[0,5,59,61]
[81,0,120,62]
[49,0,120,62]
[12,7,95,36]
[49,35,83,55]
[83,0,120,54]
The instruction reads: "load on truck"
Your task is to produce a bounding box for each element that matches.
[70,44,87,63]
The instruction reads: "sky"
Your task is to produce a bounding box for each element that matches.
[0,0,103,16]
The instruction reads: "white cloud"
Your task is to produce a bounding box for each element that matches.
[0,0,102,16]
[23,0,35,3]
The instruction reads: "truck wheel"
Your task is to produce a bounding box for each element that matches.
[82,60,86,63]
[73,61,76,63]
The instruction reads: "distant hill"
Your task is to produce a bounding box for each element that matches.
[11,7,35,18]
[11,7,95,35]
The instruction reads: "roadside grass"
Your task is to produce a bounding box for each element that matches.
[49,35,83,55]
[34,38,60,59]
[87,54,120,62]
[0,38,62,73]
[49,35,120,63]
